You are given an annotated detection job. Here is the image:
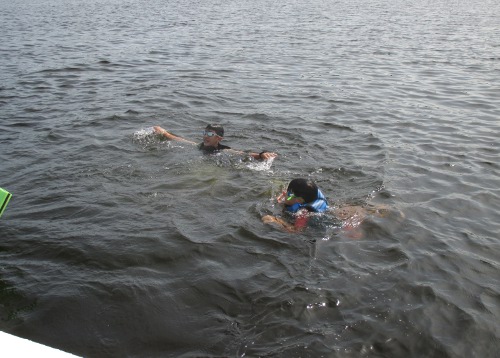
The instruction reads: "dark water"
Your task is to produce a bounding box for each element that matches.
[1,0,499,356]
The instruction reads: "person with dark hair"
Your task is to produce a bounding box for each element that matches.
[281,178,328,213]
[262,178,328,232]
[263,178,405,236]
[153,124,277,160]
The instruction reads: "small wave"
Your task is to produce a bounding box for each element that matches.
[132,127,160,148]
[244,157,275,172]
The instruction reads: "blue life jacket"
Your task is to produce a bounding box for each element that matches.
[285,189,328,213]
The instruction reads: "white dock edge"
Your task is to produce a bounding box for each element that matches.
[0,331,80,357]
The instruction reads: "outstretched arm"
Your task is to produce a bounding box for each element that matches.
[262,215,297,232]
[262,211,309,233]
[153,126,197,145]
[226,148,278,161]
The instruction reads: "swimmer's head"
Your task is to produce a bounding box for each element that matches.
[205,124,224,137]
[286,178,318,204]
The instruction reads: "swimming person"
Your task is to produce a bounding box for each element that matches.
[263,178,404,235]
[262,178,328,232]
[153,124,278,160]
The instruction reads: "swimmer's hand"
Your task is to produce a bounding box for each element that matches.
[277,191,287,203]
[262,214,302,233]
[153,126,169,136]
[246,151,278,161]
[262,215,277,224]
[259,151,278,160]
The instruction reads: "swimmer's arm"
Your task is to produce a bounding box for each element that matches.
[262,215,297,232]
[153,126,197,145]
[262,211,308,233]
[224,148,278,161]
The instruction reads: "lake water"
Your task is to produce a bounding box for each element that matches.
[1,0,499,357]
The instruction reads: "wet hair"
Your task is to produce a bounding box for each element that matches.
[205,124,224,137]
[287,178,319,204]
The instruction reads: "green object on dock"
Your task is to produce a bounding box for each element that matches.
[0,188,12,218]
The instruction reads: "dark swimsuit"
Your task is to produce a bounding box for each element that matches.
[198,143,231,154]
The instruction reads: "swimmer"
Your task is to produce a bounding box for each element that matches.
[262,178,328,232]
[263,178,404,236]
[153,124,277,160]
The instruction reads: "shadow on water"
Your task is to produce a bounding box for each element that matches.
[0,274,37,323]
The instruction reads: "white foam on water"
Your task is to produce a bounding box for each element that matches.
[245,157,275,172]
[133,126,155,139]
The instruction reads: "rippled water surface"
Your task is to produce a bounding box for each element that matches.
[1,0,499,357]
